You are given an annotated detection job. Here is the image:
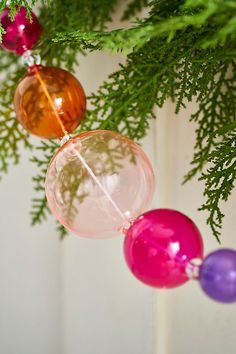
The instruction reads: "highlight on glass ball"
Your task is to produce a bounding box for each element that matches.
[0,6,41,55]
[124,209,204,288]
[14,65,86,139]
[45,130,155,239]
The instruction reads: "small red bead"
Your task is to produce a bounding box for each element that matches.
[0,6,41,55]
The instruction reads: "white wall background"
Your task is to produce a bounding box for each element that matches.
[0,3,236,354]
[152,103,236,354]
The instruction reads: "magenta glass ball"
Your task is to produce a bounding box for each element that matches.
[0,7,41,55]
[124,209,204,288]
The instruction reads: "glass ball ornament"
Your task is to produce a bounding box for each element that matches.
[45,130,155,239]
[199,249,236,303]
[0,6,41,55]
[124,209,204,288]
[14,65,86,139]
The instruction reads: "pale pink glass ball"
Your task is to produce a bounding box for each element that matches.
[45,130,155,239]
[124,209,204,288]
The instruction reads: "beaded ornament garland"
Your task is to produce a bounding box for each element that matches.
[1,5,236,303]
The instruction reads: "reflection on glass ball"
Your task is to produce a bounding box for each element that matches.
[45,130,155,239]
[14,65,86,139]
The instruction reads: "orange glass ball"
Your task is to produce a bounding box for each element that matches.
[14,65,86,139]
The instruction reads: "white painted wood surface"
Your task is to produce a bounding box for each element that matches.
[152,102,236,354]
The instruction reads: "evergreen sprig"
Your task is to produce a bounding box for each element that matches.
[0,64,31,178]
[200,124,236,242]
[30,140,57,226]
[122,0,149,21]
[0,1,36,18]
[30,139,68,238]
[0,0,236,240]
[184,59,236,181]
[37,0,120,72]
[53,0,236,51]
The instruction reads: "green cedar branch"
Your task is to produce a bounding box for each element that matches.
[200,124,236,242]
[53,0,236,51]
[122,0,149,21]
[31,140,58,226]
[37,0,120,72]
[57,223,68,240]
[0,1,36,18]
[184,60,236,182]
[0,66,32,178]
[30,139,68,238]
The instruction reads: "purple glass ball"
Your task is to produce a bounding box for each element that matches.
[199,249,236,303]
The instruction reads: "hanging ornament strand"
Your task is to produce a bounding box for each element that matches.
[0,6,86,139]
[24,63,129,225]
[0,5,235,304]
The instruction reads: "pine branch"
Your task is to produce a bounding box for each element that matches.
[31,140,68,239]
[200,125,236,242]
[122,0,149,21]
[184,60,236,181]
[0,0,51,15]
[31,140,58,226]
[80,37,235,143]
[57,223,69,240]
[31,196,48,225]
[0,1,36,18]
[0,65,32,178]
[53,0,236,51]
[37,0,120,71]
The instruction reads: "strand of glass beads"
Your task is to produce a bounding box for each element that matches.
[1,5,235,304]
[1,5,86,139]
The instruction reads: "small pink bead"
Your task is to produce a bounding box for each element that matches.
[124,209,204,288]
[0,7,41,55]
